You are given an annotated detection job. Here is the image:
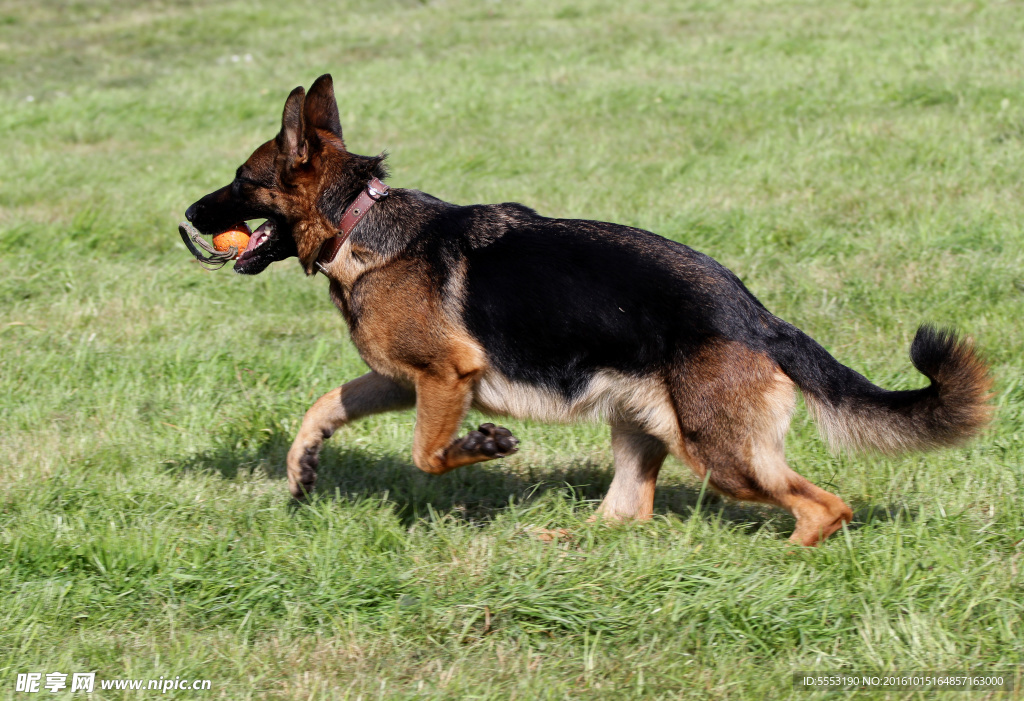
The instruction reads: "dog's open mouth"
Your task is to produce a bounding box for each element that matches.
[232,218,297,275]
[179,217,296,275]
[235,219,275,270]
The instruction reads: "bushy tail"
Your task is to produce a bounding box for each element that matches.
[768,323,993,454]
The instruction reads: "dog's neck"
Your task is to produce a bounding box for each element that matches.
[314,176,389,275]
[300,151,390,275]
[316,151,388,226]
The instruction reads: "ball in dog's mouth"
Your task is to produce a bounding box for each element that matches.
[212,223,252,258]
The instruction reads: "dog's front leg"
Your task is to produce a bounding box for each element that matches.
[287,371,415,498]
[411,370,519,475]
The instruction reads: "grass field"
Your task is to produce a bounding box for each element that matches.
[2,0,1024,698]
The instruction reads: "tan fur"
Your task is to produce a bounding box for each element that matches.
[286,372,415,498]
[332,258,455,380]
[327,249,520,474]
[411,364,484,474]
[318,238,387,289]
[666,340,853,545]
[777,479,854,546]
[595,423,669,521]
[474,369,679,439]
[805,334,992,455]
[804,396,904,455]
[746,371,798,495]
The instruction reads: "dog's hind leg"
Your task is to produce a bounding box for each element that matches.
[594,422,669,521]
[671,342,853,546]
[681,428,853,547]
[287,371,415,499]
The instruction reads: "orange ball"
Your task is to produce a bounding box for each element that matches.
[212,223,251,258]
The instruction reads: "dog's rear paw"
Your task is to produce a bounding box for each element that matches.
[460,423,520,458]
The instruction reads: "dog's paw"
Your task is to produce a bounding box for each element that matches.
[459,423,520,458]
[287,444,319,500]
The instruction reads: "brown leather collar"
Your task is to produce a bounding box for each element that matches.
[314,177,389,275]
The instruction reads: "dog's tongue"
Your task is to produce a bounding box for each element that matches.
[241,220,274,256]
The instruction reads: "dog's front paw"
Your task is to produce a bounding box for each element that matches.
[287,442,319,500]
[459,423,520,458]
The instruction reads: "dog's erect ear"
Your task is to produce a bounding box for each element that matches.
[277,86,308,164]
[303,74,343,141]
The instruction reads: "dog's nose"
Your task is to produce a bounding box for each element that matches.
[185,202,198,222]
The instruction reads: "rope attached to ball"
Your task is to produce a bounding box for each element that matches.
[178,220,239,270]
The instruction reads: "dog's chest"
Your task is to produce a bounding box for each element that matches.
[328,257,450,381]
[325,244,389,325]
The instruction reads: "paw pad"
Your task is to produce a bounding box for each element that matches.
[462,423,520,458]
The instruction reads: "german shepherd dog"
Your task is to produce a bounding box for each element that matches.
[183,74,991,545]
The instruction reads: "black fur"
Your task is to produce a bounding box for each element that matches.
[459,210,770,398]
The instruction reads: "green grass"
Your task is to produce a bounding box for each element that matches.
[2,0,1024,698]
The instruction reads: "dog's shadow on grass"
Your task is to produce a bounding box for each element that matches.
[170,431,909,537]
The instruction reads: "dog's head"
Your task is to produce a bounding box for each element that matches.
[185,74,384,275]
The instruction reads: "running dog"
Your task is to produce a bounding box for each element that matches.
[182,74,991,545]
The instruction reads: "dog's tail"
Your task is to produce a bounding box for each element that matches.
[767,322,992,454]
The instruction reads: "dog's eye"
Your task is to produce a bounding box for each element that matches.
[233,177,267,195]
